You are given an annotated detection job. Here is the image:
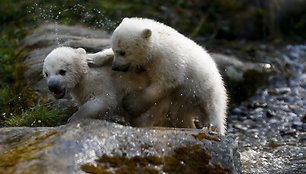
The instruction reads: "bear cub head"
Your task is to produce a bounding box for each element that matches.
[111,18,153,72]
[43,47,88,99]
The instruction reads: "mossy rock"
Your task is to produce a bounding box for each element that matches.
[0,120,241,174]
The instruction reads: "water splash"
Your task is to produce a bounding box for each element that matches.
[27,3,117,46]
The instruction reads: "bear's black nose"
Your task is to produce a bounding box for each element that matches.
[47,79,62,92]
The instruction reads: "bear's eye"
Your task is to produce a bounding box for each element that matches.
[45,72,48,77]
[59,70,66,76]
[118,51,126,56]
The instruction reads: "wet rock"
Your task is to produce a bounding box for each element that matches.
[268,87,291,95]
[233,123,248,131]
[266,109,277,118]
[302,114,306,123]
[212,53,273,104]
[0,120,241,174]
[247,101,268,109]
[21,24,110,51]
[231,108,244,115]
[292,121,303,130]
[227,45,306,174]
[231,108,248,117]
[237,116,247,122]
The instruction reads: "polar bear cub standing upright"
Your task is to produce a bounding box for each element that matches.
[111,17,227,134]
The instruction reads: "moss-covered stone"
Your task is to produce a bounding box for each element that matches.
[192,132,221,141]
[81,144,228,174]
[0,120,241,173]
[163,145,228,174]
[0,131,57,174]
[81,155,162,174]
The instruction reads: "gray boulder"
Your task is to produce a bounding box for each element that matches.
[0,120,241,174]
[212,53,273,104]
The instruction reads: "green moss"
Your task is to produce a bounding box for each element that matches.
[192,133,221,142]
[81,145,228,174]
[81,164,112,174]
[163,145,228,174]
[3,105,66,127]
[0,85,69,127]
[81,155,162,174]
[0,131,58,174]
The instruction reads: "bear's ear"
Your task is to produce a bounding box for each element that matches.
[75,48,86,54]
[141,28,152,39]
[122,17,129,22]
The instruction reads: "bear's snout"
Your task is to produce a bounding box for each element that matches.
[48,79,61,91]
[47,78,66,99]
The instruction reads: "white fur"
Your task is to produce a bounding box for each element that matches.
[111,17,228,134]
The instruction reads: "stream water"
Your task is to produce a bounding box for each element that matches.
[227,45,306,174]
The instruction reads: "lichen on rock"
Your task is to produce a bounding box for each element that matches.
[0,120,241,174]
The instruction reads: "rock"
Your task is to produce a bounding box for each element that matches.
[247,101,268,109]
[302,113,306,123]
[233,123,248,132]
[292,121,303,130]
[211,53,273,104]
[0,120,241,174]
[268,87,291,95]
[266,109,277,118]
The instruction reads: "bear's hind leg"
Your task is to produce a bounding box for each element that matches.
[199,105,226,135]
[130,98,170,127]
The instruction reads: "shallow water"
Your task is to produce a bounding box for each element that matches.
[227,45,306,174]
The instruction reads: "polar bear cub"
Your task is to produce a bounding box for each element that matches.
[43,47,117,122]
[111,17,227,134]
[43,46,169,126]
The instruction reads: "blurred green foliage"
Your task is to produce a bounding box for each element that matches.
[0,0,305,127]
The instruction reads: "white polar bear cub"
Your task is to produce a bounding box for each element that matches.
[111,17,227,134]
[43,47,117,122]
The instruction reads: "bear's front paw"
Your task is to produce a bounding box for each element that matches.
[123,92,148,116]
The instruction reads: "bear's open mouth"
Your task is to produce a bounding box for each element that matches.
[112,63,130,72]
[52,88,66,99]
